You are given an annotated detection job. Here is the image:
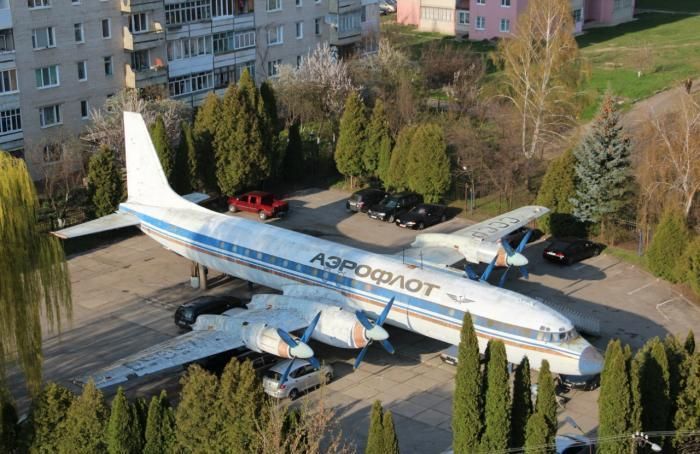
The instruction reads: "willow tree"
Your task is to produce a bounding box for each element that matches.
[0,153,72,393]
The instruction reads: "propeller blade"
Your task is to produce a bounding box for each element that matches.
[354,344,370,369]
[480,256,498,283]
[464,264,479,280]
[498,266,511,288]
[380,339,395,354]
[355,310,374,330]
[301,311,321,343]
[516,229,534,253]
[280,358,296,385]
[519,265,529,280]
[277,329,298,349]
[377,297,395,325]
[502,239,515,256]
[308,356,321,370]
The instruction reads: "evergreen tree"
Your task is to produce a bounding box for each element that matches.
[571,92,632,227]
[598,340,632,454]
[685,330,695,355]
[406,124,451,203]
[0,383,17,453]
[385,125,418,191]
[174,365,220,452]
[382,410,400,454]
[106,387,140,454]
[144,391,174,454]
[131,397,147,453]
[510,357,532,449]
[631,338,671,441]
[646,209,690,282]
[218,359,264,453]
[673,353,700,453]
[260,81,282,178]
[366,400,385,454]
[679,236,700,291]
[149,115,175,185]
[452,312,483,453]
[193,92,220,192]
[29,383,75,454]
[364,100,392,179]
[335,93,367,188]
[535,149,584,236]
[480,340,511,453]
[282,121,305,183]
[58,380,108,454]
[177,121,197,193]
[523,412,550,454]
[87,146,124,218]
[535,360,557,437]
[665,335,688,433]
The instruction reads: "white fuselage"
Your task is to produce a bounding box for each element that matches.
[120,202,602,376]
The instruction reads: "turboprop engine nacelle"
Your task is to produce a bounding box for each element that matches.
[412,233,528,267]
[312,307,388,349]
[241,322,313,359]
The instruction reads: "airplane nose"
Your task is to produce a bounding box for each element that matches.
[507,252,529,267]
[366,325,389,342]
[579,345,604,375]
[290,342,314,359]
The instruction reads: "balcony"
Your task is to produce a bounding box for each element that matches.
[123,23,164,51]
[125,63,167,88]
[120,0,162,14]
[328,0,362,12]
[330,26,362,46]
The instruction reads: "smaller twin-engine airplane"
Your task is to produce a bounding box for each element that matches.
[58,113,602,389]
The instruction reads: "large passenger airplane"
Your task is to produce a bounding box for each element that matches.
[58,113,603,388]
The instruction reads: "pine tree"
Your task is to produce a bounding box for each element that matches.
[685,331,695,355]
[480,340,511,453]
[646,209,690,282]
[29,383,75,454]
[178,121,197,193]
[174,365,220,452]
[87,146,124,218]
[144,391,174,454]
[365,400,385,454]
[385,125,418,191]
[260,81,282,178]
[535,360,557,438]
[382,409,400,454]
[364,100,392,179]
[598,340,632,454]
[193,92,220,192]
[106,387,140,454]
[282,121,305,183]
[523,411,550,454]
[685,238,700,300]
[149,115,175,184]
[59,380,108,454]
[335,93,367,188]
[218,359,264,453]
[631,338,671,442]
[406,124,451,203]
[673,353,700,453]
[571,92,632,227]
[0,383,18,453]
[510,357,532,449]
[665,335,688,433]
[452,312,483,453]
[535,149,584,236]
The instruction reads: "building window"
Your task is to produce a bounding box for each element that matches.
[32,27,55,50]
[267,59,281,77]
[500,0,510,6]
[35,65,60,89]
[80,100,89,119]
[500,18,510,32]
[361,5,367,21]
[458,11,469,25]
[0,69,17,94]
[572,8,582,23]
[267,25,283,46]
[102,19,111,39]
[43,143,62,162]
[214,64,236,88]
[0,108,21,135]
[39,104,61,128]
[476,0,484,4]
[129,13,149,33]
[476,16,485,30]
[77,60,87,81]
[212,30,255,54]
[613,0,623,9]
[167,36,213,61]
[212,0,234,16]
[72,0,79,4]
[296,55,302,68]
[420,7,452,22]
[237,61,254,79]
[165,0,212,25]
[74,23,84,43]
[131,50,150,71]
[104,56,113,76]
[314,18,321,35]
[296,21,303,39]
[168,70,213,96]
[296,0,301,6]
[0,29,14,52]
[266,0,280,11]
[28,0,50,8]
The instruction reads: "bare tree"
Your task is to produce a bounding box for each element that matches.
[492,0,585,159]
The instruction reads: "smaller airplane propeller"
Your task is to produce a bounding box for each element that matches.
[354,297,396,369]
[277,311,322,385]
[497,229,533,287]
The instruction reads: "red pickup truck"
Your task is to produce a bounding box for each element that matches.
[228,191,289,220]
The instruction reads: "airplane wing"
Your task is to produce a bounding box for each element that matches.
[447,205,549,243]
[52,212,140,239]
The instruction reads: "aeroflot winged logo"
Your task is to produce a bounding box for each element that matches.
[310,253,441,297]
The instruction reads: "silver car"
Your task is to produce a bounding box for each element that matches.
[262,359,334,400]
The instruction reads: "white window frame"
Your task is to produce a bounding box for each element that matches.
[476,0,485,4]
[267,59,281,77]
[458,11,469,25]
[74,23,84,43]
[500,0,510,6]
[572,8,582,23]
[130,13,149,34]
[35,65,60,89]
[267,25,283,46]
[296,21,303,39]
[43,143,63,163]
[0,69,18,94]
[104,56,113,76]
[28,0,50,9]
[102,18,112,39]
[77,60,87,81]
[80,100,89,119]
[0,108,21,135]
[39,104,61,128]
[476,16,485,30]
[266,0,281,12]
[499,18,510,32]
[31,27,56,50]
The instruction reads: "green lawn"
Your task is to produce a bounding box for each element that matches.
[636,0,700,12]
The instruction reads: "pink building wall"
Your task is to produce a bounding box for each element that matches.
[467,0,527,40]
[398,0,421,26]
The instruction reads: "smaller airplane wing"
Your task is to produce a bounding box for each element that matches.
[395,246,464,270]
[52,212,140,239]
[447,205,549,243]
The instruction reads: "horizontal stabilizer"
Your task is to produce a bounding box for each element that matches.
[182,192,211,205]
[52,212,139,239]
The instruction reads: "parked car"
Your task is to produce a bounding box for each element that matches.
[346,188,387,213]
[367,192,423,223]
[228,191,289,220]
[503,226,543,246]
[174,295,246,330]
[396,203,447,230]
[542,238,605,265]
[193,347,279,375]
[558,373,600,392]
[262,359,334,400]
[378,1,396,13]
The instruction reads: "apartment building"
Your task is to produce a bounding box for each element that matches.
[397,0,635,38]
[1,0,377,180]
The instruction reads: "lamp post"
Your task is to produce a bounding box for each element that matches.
[461,165,475,216]
[632,432,662,452]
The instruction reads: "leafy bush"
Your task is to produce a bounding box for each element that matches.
[646,210,689,282]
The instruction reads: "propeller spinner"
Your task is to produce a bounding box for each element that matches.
[277,311,322,385]
[353,297,396,369]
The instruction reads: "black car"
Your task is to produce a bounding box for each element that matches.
[503,226,543,247]
[395,203,447,230]
[558,373,600,391]
[367,192,423,223]
[174,295,246,330]
[542,238,604,265]
[346,188,387,213]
